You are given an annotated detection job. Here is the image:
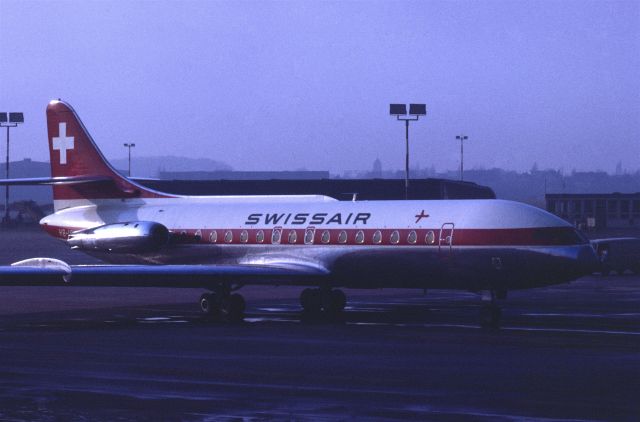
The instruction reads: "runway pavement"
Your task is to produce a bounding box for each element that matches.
[0,227,638,421]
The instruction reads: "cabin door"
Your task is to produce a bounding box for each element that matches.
[438,223,455,253]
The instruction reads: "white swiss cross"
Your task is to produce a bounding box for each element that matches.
[52,122,75,165]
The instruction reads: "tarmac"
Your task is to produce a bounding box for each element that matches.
[0,226,638,421]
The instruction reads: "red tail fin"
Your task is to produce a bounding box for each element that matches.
[46,100,171,203]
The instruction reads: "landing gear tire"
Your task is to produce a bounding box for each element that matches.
[480,304,502,328]
[220,293,246,322]
[200,292,218,315]
[301,288,321,313]
[327,289,347,313]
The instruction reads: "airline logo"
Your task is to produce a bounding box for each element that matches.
[415,210,429,223]
[245,212,371,226]
[52,122,74,165]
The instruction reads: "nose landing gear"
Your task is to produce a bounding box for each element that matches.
[479,289,506,328]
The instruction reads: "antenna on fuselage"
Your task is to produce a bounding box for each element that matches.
[341,192,358,202]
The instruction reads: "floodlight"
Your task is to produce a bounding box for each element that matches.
[389,101,427,199]
[124,143,136,177]
[389,104,407,115]
[9,112,24,123]
[2,111,25,223]
[409,104,426,116]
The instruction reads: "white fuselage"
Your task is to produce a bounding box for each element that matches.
[41,196,596,290]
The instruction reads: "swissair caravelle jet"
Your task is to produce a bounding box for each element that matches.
[0,100,597,326]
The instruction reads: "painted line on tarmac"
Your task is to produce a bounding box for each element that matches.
[349,321,640,336]
[502,326,640,336]
[524,312,640,318]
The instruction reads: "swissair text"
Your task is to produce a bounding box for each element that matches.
[245,212,371,226]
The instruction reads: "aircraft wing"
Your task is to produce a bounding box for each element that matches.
[0,176,112,185]
[0,259,329,288]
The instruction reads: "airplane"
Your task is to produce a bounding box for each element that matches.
[0,100,598,327]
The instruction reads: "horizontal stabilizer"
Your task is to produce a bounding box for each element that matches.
[0,176,112,186]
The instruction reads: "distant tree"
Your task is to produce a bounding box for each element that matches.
[372,158,382,177]
[530,162,539,173]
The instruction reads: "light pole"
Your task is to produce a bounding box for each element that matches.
[389,104,426,199]
[123,143,135,177]
[456,135,468,181]
[0,112,24,223]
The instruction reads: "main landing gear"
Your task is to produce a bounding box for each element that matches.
[300,288,347,315]
[199,285,246,322]
[479,289,507,328]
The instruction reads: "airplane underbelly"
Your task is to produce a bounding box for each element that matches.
[331,244,595,290]
[84,243,596,290]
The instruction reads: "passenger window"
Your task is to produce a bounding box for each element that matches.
[209,230,217,243]
[321,230,330,244]
[425,230,435,245]
[194,229,202,242]
[272,228,282,244]
[338,230,348,244]
[372,230,382,244]
[288,230,298,244]
[240,230,248,243]
[224,230,233,243]
[256,230,264,243]
[355,230,365,244]
[304,228,315,244]
[390,230,400,244]
[407,230,417,244]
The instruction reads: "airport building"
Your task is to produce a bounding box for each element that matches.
[545,193,640,229]
[140,177,496,200]
[158,170,331,181]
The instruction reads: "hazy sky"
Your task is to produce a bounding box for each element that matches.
[1,0,638,174]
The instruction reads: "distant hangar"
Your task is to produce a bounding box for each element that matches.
[138,177,496,201]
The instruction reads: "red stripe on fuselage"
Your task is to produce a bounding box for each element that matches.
[42,224,586,246]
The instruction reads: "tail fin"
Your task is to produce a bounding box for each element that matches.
[46,100,171,207]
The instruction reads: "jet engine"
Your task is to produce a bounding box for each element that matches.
[67,221,169,253]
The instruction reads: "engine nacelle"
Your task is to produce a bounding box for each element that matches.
[67,221,169,253]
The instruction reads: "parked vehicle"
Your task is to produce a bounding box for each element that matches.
[591,238,640,275]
